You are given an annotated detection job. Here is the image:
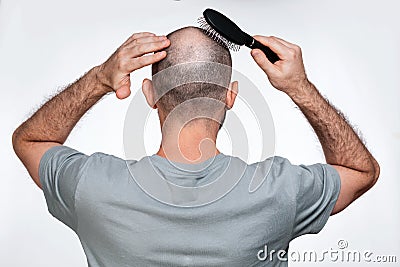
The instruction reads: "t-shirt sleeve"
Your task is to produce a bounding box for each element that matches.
[39,145,89,231]
[290,162,341,239]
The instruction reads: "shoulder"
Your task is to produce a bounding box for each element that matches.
[245,155,335,195]
[248,155,296,182]
[83,151,135,177]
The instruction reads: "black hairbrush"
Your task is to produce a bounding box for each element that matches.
[198,8,280,63]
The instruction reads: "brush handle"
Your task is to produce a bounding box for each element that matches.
[249,39,280,63]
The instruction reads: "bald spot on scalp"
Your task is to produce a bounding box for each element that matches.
[152,26,232,116]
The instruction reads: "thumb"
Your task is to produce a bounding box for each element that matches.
[115,84,131,99]
[251,49,275,74]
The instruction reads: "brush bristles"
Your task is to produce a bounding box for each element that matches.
[197,17,241,52]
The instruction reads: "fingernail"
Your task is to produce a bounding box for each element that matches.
[252,50,260,56]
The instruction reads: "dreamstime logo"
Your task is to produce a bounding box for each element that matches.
[123,61,276,207]
[257,239,398,263]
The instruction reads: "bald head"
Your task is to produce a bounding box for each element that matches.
[153,26,232,71]
[152,27,232,117]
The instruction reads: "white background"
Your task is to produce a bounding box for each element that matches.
[1,0,399,266]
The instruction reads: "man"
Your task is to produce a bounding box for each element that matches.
[13,27,379,266]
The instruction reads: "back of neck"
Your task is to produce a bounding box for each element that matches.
[156,123,219,164]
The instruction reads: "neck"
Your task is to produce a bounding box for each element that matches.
[156,122,220,164]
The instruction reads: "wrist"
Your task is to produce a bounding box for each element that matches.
[93,65,114,95]
[286,79,316,103]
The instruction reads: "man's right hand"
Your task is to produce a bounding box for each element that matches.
[96,32,170,99]
[250,36,310,96]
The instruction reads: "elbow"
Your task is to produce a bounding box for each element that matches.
[353,157,380,199]
[12,127,25,157]
[364,157,380,190]
[370,157,380,185]
[12,128,21,155]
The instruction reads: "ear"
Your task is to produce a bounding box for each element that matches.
[226,81,238,110]
[142,79,157,109]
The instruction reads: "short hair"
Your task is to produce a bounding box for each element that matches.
[152,27,232,123]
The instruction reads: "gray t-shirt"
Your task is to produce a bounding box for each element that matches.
[39,146,340,267]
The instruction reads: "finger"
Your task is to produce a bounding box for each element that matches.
[271,36,298,49]
[122,32,156,46]
[253,35,290,59]
[125,35,167,49]
[115,84,131,99]
[129,39,170,58]
[251,49,276,74]
[130,51,167,71]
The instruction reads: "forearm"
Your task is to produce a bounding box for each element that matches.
[288,80,379,178]
[251,36,379,212]
[12,32,169,188]
[13,66,111,145]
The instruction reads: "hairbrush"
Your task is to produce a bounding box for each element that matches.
[198,8,280,63]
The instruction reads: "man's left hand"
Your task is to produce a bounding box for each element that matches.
[96,32,170,99]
